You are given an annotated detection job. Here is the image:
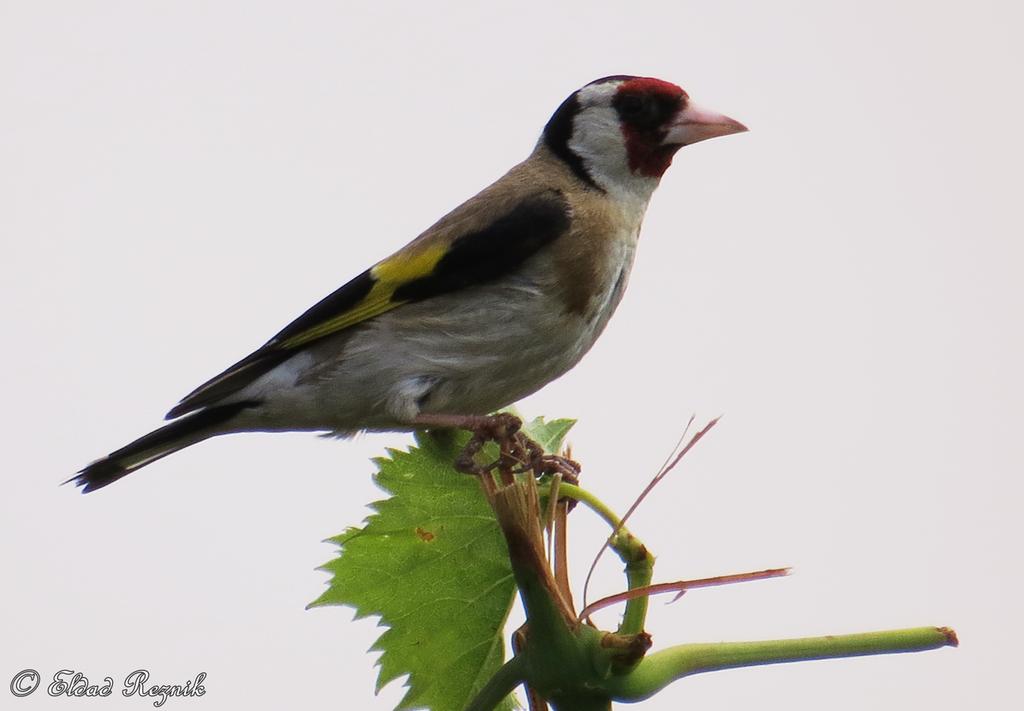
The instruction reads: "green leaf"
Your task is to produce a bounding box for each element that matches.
[523,416,575,455]
[311,416,574,711]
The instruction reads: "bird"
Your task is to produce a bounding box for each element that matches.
[70,75,746,492]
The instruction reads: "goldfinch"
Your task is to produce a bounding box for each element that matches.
[71,75,746,492]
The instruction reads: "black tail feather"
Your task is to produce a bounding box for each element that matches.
[68,400,259,493]
[65,458,132,493]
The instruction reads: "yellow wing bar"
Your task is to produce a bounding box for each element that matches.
[278,242,448,349]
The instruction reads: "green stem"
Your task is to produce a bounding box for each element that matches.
[615,531,653,636]
[552,482,622,530]
[463,654,526,711]
[541,482,653,635]
[607,626,958,702]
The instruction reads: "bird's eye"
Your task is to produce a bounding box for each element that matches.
[619,95,644,117]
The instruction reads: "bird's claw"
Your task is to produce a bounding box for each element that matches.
[535,454,581,486]
[453,413,525,476]
[452,414,581,495]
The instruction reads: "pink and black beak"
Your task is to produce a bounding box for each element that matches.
[662,101,748,147]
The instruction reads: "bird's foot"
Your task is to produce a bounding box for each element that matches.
[413,412,581,515]
[533,454,581,487]
[412,412,525,477]
[412,413,580,487]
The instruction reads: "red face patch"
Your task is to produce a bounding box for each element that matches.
[613,78,688,178]
[619,77,686,98]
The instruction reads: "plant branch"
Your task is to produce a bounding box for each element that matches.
[579,567,791,620]
[548,482,622,530]
[538,481,653,633]
[609,527,653,636]
[463,655,527,711]
[605,626,959,702]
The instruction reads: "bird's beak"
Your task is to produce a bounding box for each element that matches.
[662,101,748,147]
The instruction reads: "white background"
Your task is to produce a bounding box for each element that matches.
[3,1,1021,709]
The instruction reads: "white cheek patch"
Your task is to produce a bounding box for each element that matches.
[569,104,658,203]
[569,106,629,179]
